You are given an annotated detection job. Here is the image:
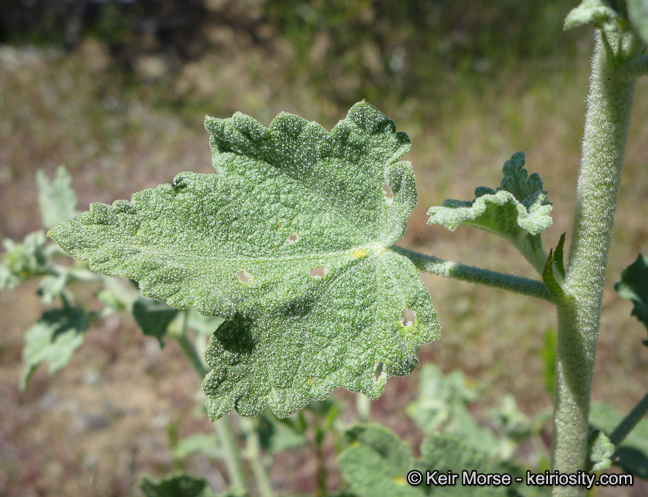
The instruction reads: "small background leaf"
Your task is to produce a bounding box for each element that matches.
[36,166,79,229]
[419,433,517,497]
[589,402,648,479]
[407,364,501,456]
[614,253,648,333]
[628,0,648,44]
[0,231,51,289]
[20,301,89,390]
[588,429,614,472]
[139,474,216,497]
[172,434,223,461]
[338,424,420,497]
[132,296,180,347]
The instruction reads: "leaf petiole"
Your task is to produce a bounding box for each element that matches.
[391,245,555,303]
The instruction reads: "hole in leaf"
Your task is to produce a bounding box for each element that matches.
[309,265,328,278]
[373,361,386,382]
[289,233,299,243]
[400,309,416,327]
[383,183,394,205]
[236,270,252,283]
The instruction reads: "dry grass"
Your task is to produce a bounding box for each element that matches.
[1,37,647,496]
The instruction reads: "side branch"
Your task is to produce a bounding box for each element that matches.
[390,245,555,303]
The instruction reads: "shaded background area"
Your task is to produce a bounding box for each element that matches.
[1,1,648,496]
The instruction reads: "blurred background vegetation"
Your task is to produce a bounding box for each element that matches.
[1,1,647,496]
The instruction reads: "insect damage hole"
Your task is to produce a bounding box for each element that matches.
[309,265,328,278]
[383,182,394,205]
[236,270,252,283]
[400,308,417,327]
[289,233,299,243]
[373,361,386,382]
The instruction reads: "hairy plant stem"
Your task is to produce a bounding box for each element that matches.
[169,313,250,496]
[240,418,275,497]
[552,32,636,497]
[391,246,554,303]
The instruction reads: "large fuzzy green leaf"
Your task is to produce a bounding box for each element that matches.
[49,102,440,419]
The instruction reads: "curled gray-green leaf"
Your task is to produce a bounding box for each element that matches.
[427,152,552,272]
[49,102,440,419]
[564,0,627,32]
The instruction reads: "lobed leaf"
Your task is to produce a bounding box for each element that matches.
[49,102,440,419]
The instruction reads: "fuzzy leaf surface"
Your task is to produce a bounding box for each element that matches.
[614,253,648,334]
[49,102,440,419]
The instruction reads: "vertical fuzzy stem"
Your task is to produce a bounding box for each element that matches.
[551,32,636,497]
[214,415,250,495]
[169,313,250,495]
